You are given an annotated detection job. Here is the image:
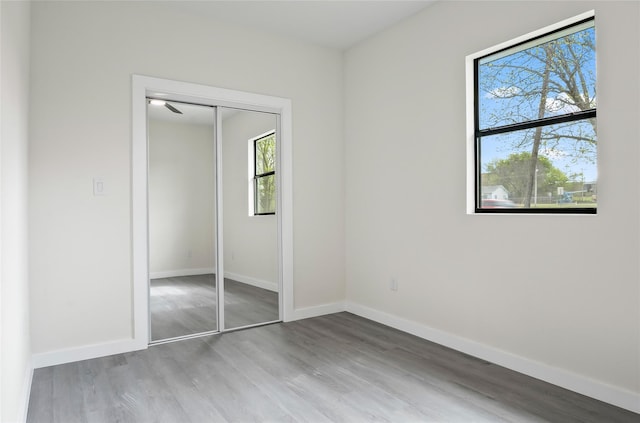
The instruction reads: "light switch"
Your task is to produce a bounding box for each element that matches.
[93,178,105,196]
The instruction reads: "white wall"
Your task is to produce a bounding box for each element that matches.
[29,1,344,355]
[148,118,215,277]
[222,110,278,289]
[345,0,639,405]
[1,1,32,421]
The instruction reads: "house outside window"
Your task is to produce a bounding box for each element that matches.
[482,185,510,200]
[470,13,596,214]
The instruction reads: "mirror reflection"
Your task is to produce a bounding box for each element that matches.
[148,100,217,341]
[222,108,279,329]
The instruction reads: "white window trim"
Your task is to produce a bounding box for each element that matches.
[465,10,596,215]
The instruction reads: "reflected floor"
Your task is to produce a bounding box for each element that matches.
[150,274,278,341]
[224,277,279,329]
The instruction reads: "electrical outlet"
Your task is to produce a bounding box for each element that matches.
[93,177,105,196]
[390,278,398,291]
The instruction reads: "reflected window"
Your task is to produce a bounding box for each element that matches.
[252,131,276,215]
[474,16,596,213]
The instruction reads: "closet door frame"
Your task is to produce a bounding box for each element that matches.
[132,75,293,348]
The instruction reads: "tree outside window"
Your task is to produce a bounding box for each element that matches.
[254,132,276,215]
[475,17,596,213]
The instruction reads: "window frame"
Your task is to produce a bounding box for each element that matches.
[251,130,276,216]
[466,11,597,215]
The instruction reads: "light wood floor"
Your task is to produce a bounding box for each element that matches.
[150,274,278,341]
[27,313,638,422]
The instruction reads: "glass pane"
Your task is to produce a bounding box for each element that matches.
[478,24,595,130]
[221,108,279,331]
[256,133,276,175]
[148,101,218,341]
[256,174,276,214]
[479,119,597,209]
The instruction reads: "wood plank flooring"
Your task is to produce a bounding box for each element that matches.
[27,312,638,422]
[150,275,278,341]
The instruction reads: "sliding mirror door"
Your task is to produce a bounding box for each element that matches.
[148,100,217,341]
[221,108,280,330]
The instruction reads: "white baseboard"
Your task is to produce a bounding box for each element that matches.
[289,301,346,321]
[225,271,278,292]
[32,338,146,369]
[18,363,34,423]
[345,301,640,414]
[150,268,215,279]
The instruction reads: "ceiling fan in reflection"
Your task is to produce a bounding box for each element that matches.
[148,99,183,114]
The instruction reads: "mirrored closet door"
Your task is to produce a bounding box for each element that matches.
[148,100,217,342]
[220,108,280,330]
[147,101,281,343]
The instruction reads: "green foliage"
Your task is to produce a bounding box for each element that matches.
[255,133,276,214]
[484,152,569,199]
[256,134,275,175]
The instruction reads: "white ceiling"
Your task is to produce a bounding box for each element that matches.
[157,0,436,50]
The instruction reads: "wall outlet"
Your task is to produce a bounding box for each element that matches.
[93,177,105,196]
[187,249,192,259]
[390,278,398,291]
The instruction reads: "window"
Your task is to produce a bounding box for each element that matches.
[252,131,276,215]
[471,14,596,213]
